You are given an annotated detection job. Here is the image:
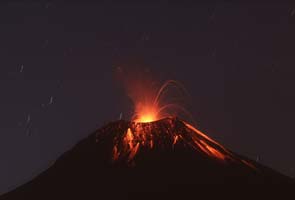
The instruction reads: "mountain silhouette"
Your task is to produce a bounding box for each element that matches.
[2,117,294,199]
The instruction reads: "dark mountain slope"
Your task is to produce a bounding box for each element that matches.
[2,118,294,199]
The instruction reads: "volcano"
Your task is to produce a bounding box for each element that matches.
[2,117,294,199]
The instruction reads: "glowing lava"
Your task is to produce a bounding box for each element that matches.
[110,75,255,169]
[131,80,190,123]
[135,113,156,123]
[106,117,256,170]
[133,107,157,123]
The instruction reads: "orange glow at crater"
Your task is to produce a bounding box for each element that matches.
[132,102,159,123]
[116,68,191,123]
[130,80,191,123]
[135,112,157,123]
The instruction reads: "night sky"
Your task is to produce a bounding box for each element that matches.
[1,2,295,194]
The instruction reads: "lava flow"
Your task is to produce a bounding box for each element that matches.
[107,117,255,169]
[100,79,255,169]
